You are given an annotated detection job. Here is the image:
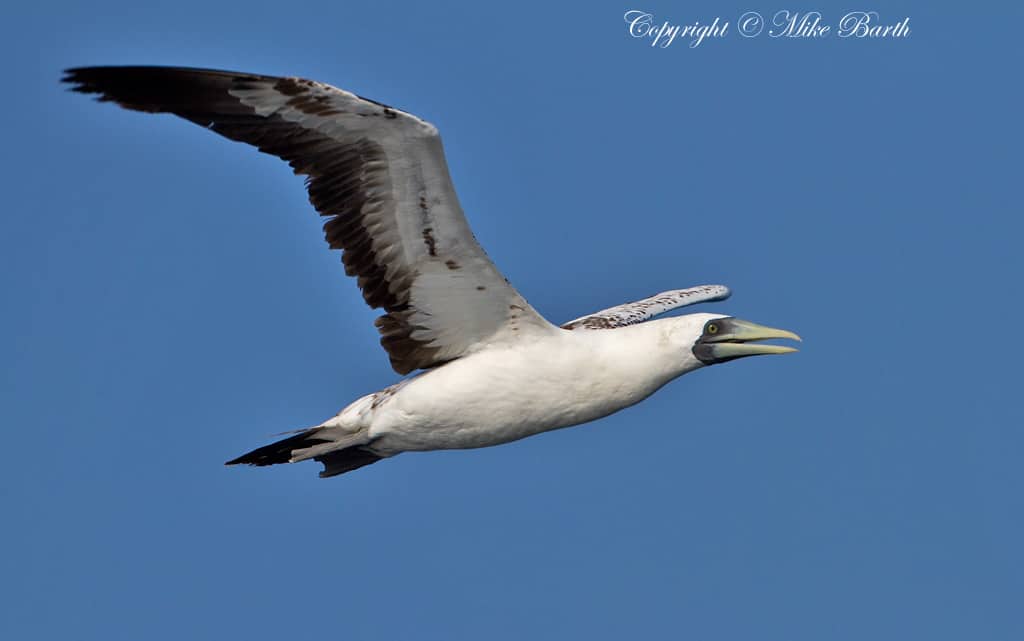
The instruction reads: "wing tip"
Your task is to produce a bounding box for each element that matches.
[61,66,100,94]
[707,284,732,301]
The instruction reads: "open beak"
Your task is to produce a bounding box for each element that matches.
[693,317,801,364]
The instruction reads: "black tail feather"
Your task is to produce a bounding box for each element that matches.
[315,449,383,478]
[226,428,383,478]
[225,429,332,467]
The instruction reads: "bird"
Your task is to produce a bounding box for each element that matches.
[63,66,800,478]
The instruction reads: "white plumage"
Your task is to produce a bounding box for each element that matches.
[65,66,799,478]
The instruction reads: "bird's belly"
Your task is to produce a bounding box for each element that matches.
[367,344,660,453]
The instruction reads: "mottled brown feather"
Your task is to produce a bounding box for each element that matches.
[63,66,449,374]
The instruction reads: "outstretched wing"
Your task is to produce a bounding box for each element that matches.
[562,285,731,330]
[64,66,555,374]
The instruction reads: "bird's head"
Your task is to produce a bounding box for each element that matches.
[668,313,801,368]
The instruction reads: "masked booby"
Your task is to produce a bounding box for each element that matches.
[63,66,800,478]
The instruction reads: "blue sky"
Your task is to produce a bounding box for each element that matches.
[3,1,1021,639]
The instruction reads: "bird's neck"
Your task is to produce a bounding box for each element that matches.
[572,321,703,405]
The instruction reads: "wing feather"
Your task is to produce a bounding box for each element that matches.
[562,285,731,330]
[64,66,555,374]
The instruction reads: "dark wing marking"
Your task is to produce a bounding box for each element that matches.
[562,285,731,330]
[64,66,554,374]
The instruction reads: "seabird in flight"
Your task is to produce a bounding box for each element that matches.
[63,66,800,478]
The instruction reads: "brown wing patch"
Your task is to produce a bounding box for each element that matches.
[561,317,617,330]
[63,66,447,374]
[421,227,438,257]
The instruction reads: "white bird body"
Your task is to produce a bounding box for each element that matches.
[64,66,799,478]
[351,315,716,454]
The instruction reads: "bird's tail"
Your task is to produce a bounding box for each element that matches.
[225,427,382,478]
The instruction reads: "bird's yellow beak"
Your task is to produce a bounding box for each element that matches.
[693,317,801,364]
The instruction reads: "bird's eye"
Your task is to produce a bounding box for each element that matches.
[707,323,718,334]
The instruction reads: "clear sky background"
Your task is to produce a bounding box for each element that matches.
[3,1,1021,639]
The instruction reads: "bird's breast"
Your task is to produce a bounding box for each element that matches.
[368,331,672,452]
